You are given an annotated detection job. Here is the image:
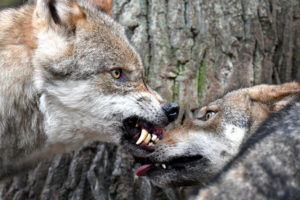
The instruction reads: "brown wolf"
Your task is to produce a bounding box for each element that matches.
[0,0,179,178]
[135,82,300,187]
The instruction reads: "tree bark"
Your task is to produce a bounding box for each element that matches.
[0,0,299,199]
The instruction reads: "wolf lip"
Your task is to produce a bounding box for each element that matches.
[135,155,205,177]
[123,117,166,152]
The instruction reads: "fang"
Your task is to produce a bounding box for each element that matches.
[136,129,148,145]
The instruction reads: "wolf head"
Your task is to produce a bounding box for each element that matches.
[135,82,300,187]
[26,0,179,155]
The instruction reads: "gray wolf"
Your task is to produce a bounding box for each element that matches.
[135,82,300,187]
[0,0,179,178]
[195,97,300,200]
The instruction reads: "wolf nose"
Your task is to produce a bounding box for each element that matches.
[162,103,180,123]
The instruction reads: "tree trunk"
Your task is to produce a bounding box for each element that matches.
[0,0,299,199]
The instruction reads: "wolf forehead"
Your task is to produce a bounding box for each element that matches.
[34,0,144,78]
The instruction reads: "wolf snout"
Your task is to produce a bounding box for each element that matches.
[162,103,180,123]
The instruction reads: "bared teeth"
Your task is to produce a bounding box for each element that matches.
[162,164,166,169]
[136,129,148,145]
[151,134,157,141]
[144,134,152,144]
[151,134,160,144]
[136,129,161,146]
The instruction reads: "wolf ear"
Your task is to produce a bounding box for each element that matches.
[248,82,300,112]
[77,0,113,16]
[90,0,113,16]
[34,0,85,31]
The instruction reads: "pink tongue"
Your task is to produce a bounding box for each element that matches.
[136,164,153,176]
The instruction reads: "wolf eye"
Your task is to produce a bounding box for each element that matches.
[198,110,216,121]
[111,69,122,79]
[205,111,216,120]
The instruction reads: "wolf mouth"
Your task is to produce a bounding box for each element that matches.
[123,116,166,152]
[135,155,205,176]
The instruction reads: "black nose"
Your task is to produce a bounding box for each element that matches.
[162,103,180,123]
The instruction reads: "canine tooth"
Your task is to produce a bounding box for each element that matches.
[162,164,166,169]
[135,123,139,127]
[136,129,148,145]
[154,138,160,143]
[144,134,152,144]
[151,134,157,141]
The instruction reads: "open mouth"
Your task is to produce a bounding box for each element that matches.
[123,116,166,152]
[135,155,205,176]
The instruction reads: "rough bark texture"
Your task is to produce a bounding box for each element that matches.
[0,0,299,199]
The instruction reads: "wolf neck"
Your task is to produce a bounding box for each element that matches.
[0,5,46,163]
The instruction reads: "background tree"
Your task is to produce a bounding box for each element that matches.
[0,0,299,199]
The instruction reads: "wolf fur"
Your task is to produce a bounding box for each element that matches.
[0,0,173,178]
[195,97,300,200]
[140,82,300,187]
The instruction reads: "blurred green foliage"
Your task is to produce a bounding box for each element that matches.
[0,0,27,7]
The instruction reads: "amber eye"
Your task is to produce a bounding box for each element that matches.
[196,110,217,121]
[205,111,216,121]
[111,69,122,79]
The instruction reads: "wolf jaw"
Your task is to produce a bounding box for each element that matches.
[135,127,239,187]
[122,117,165,153]
[135,82,300,187]
[121,103,179,156]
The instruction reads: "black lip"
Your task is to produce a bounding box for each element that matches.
[164,155,204,168]
[136,155,207,176]
[123,117,140,140]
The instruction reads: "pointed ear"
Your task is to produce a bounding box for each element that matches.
[247,82,300,112]
[90,0,113,16]
[78,0,113,16]
[34,0,85,31]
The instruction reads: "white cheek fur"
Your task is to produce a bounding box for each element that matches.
[39,80,165,146]
[223,124,246,146]
[36,30,70,60]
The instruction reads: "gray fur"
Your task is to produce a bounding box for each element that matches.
[195,98,300,200]
[143,83,300,187]
[0,0,168,178]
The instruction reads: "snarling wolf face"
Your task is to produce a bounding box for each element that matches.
[135,82,300,187]
[30,0,179,155]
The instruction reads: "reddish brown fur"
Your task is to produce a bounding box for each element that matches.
[69,1,87,26]
[248,82,300,104]
[1,0,113,65]
[162,123,193,145]
[162,82,300,145]
[0,6,36,53]
[91,0,113,16]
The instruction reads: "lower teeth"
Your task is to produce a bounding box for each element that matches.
[149,142,154,146]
